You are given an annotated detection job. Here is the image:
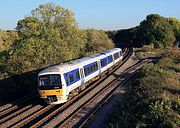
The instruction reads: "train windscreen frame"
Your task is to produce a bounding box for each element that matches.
[39,74,62,90]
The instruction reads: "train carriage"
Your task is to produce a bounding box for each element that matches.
[38,48,123,104]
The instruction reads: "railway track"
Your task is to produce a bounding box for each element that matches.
[0,47,132,128]
[64,58,151,128]
[0,94,38,121]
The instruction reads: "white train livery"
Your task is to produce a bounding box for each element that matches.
[38,48,123,104]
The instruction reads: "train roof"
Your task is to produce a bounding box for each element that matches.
[39,48,121,75]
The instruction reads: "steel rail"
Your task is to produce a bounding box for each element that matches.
[27,48,131,128]
[30,47,132,128]
[59,56,149,128]
[8,47,132,128]
[10,105,55,128]
[78,59,150,127]
[0,95,37,119]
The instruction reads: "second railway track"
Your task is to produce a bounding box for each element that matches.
[54,57,151,128]
[0,47,134,128]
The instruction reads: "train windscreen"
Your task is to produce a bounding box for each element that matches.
[39,74,62,89]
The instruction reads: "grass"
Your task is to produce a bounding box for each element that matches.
[108,48,180,128]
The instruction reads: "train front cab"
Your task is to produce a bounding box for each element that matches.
[38,74,67,104]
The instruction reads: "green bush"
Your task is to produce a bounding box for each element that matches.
[146,100,180,128]
[108,49,180,128]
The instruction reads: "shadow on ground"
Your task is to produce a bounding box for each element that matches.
[0,69,42,106]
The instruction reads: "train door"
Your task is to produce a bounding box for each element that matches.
[120,50,123,60]
[80,68,85,90]
[97,60,101,74]
[112,54,115,65]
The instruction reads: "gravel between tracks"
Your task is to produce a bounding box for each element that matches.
[87,87,127,128]
[87,59,141,127]
[43,57,137,128]
[0,105,43,128]
[0,104,13,113]
[62,76,122,127]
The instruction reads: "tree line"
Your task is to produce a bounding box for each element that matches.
[1,3,180,78]
[0,3,114,77]
[0,3,179,106]
[107,14,180,48]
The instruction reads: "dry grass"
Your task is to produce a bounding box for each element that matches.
[108,47,180,128]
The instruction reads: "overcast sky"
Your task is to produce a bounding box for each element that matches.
[0,0,179,30]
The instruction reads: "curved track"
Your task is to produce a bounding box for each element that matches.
[0,47,133,128]
[70,58,151,128]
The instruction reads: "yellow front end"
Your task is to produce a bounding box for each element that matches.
[39,89,67,104]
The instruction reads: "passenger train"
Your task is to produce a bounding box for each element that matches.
[38,48,123,104]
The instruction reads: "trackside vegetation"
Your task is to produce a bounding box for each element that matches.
[108,49,180,128]
[0,6,179,128]
[107,14,180,48]
[0,3,114,77]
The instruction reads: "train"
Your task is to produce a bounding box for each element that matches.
[38,48,123,104]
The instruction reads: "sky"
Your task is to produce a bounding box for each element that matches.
[0,0,180,30]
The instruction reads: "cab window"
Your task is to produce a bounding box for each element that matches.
[39,74,62,89]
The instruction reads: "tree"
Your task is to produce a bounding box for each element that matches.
[0,30,18,52]
[6,3,86,74]
[136,14,175,48]
[84,29,114,56]
[167,18,180,46]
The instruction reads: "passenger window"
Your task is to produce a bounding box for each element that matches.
[89,67,92,73]
[105,60,107,65]
[91,66,93,72]
[101,60,106,67]
[64,74,69,85]
[86,67,89,74]
[96,63,98,70]
[113,54,115,59]
[76,71,80,79]
[69,74,74,83]
[93,65,96,71]
[84,68,87,76]
[109,55,113,63]
[89,66,91,73]
[86,68,88,74]
[89,66,92,73]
